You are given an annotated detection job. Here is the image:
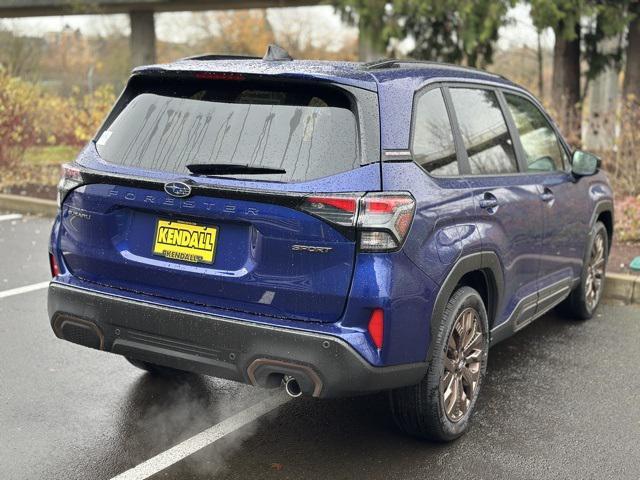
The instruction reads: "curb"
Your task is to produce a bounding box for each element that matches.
[2,193,639,305]
[603,273,640,305]
[0,193,58,217]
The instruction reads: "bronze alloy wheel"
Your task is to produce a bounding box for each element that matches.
[585,230,606,312]
[440,307,484,422]
[389,286,488,441]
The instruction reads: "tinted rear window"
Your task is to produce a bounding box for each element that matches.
[95,78,362,182]
[412,88,458,176]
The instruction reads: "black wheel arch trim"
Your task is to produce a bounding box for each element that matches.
[427,251,503,361]
[590,199,614,251]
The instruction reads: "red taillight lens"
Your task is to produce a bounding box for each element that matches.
[368,308,384,349]
[306,196,358,213]
[49,253,60,277]
[358,192,415,252]
[61,163,81,179]
[300,194,362,227]
[57,163,84,207]
[298,191,415,252]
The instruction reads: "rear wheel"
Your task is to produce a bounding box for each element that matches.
[562,221,608,320]
[125,357,190,377]
[389,286,489,441]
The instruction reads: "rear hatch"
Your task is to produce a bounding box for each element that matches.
[58,72,380,323]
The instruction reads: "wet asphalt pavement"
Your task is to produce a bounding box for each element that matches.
[1,214,639,480]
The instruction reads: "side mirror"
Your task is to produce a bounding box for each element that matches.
[571,150,600,177]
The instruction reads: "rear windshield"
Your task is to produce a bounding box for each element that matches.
[95,78,362,182]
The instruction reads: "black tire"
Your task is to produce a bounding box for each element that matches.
[561,221,609,320]
[389,286,489,441]
[125,357,190,377]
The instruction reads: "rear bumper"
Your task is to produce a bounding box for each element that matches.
[47,282,427,398]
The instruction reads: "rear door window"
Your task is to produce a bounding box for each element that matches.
[412,88,459,176]
[96,79,362,183]
[450,88,518,175]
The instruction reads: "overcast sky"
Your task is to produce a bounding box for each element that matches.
[1,3,554,51]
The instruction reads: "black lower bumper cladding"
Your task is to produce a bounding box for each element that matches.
[47,283,426,398]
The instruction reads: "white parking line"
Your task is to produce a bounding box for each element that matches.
[0,281,49,299]
[0,214,23,222]
[111,391,290,480]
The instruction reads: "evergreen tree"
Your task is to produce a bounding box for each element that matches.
[333,0,514,65]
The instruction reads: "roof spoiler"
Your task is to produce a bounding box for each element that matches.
[178,53,260,62]
[177,44,293,63]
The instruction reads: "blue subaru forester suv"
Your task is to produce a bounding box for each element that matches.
[48,46,614,441]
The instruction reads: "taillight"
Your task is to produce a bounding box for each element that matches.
[57,163,84,207]
[299,191,415,252]
[368,309,384,349]
[300,194,361,227]
[358,192,415,252]
[49,253,60,277]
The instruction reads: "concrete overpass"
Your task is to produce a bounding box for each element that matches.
[0,0,379,66]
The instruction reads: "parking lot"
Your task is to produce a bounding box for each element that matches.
[2,213,639,480]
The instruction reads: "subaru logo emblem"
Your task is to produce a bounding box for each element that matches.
[164,181,192,198]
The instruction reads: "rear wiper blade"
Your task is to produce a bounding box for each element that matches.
[186,163,286,175]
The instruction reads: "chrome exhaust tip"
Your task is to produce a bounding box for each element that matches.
[284,376,302,398]
[247,359,323,397]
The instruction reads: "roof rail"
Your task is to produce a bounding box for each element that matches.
[361,58,504,79]
[178,53,261,62]
[360,59,400,70]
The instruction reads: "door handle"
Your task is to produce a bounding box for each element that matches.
[540,188,554,202]
[479,193,499,210]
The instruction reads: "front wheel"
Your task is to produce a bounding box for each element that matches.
[562,221,609,320]
[389,286,489,441]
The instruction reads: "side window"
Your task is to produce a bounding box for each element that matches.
[504,93,566,172]
[412,88,459,176]
[450,88,518,175]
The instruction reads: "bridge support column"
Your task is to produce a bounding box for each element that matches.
[129,10,156,67]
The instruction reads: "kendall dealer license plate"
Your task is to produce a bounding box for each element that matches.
[153,219,218,264]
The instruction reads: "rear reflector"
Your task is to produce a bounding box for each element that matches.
[368,309,384,349]
[49,253,60,277]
